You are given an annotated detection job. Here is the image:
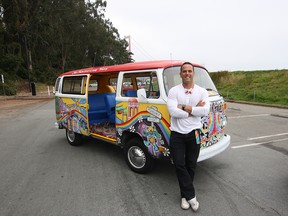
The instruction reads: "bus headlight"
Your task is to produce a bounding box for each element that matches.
[223,116,228,127]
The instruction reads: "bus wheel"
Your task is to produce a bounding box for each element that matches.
[124,138,154,174]
[66,129,82,146]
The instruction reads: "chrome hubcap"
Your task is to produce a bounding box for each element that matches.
[127,146,146,169]
[67,130,75,142]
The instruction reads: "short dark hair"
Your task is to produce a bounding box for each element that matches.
[180,62,193,72]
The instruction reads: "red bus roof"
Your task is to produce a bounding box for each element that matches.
[61,60,204,76]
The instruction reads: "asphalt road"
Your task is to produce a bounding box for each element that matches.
[0,100,287,216]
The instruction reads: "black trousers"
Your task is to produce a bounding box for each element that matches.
[170,130,201,200]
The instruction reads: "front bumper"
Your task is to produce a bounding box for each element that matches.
[198,134,231,162]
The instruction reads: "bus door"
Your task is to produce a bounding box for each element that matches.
[55,75,89,136]
[116,70,171,159]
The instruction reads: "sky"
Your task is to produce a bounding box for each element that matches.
[104,0,288,71]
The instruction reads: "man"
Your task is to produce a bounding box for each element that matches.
[167,62,210,211]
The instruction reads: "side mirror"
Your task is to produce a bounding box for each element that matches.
[137,89,147,103]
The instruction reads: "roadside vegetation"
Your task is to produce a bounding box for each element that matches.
[210,69,288,106]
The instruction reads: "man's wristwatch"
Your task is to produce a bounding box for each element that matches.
[182,104,185,111]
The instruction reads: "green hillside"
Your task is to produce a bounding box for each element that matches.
[209,70,288,106]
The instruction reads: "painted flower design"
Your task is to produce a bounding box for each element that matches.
[117,129,123,136]
[138,117,143,123]
[129,126,135,132]
[163,148,170,157]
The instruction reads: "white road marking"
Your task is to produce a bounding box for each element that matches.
[232,138,288,149]
[248,133,288,141]
[229,114,270,119]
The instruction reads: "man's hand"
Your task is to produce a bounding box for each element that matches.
[177,104,192,113]
[197,101,205,107]
[177,104,183,110]
[177,101,205,116]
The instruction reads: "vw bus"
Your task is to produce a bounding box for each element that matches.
[54,60,230,173]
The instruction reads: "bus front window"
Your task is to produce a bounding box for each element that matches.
[163,66,218,96]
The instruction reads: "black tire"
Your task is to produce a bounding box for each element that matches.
[66,129,82,146]
[123,138,155,174]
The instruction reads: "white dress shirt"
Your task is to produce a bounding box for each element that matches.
[167,84,210,134]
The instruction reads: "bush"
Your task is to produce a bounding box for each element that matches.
[0,54,24,78]
[0,82,17,96]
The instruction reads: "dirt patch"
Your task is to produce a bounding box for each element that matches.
[0,99,42,109]
[0,95,54,119]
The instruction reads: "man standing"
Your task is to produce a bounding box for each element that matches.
[167,62,210,211]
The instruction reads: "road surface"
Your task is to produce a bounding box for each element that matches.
[0,100,287,216]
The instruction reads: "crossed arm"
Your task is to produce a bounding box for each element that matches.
[167,88,210,118]
[177,101,206,116]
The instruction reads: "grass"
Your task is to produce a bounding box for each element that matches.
[210,69,288,106]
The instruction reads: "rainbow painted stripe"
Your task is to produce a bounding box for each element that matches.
[56,109,88,122]
[116,111,171,142]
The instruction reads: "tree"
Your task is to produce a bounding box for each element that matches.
[0,0,132,90]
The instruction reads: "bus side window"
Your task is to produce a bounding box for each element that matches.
[82,76,87,94]
[122,76,133,97]
[62,76,86,95]
[89,80,98,92]
[136,72,159,99]
[109,77,117,91]
[54,77,61,94]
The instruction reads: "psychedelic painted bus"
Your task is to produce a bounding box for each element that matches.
[54,60,230,173]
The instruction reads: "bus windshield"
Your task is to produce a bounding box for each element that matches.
[163,66,218,96]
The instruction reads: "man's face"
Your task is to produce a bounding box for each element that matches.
[180,64,194,84]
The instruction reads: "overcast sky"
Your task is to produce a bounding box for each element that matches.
[105,0,288,71]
